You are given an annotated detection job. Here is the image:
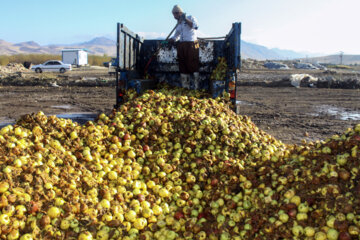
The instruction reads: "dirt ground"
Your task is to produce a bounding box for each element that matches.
[0,68,359,145]
[237,86,360,144]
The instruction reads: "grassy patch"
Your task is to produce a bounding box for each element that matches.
[88,55,112,66]
[328,64,353,69]
[0,54,61,66]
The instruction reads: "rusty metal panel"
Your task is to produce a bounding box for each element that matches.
[143,40,222,73]
[156,41,215,65]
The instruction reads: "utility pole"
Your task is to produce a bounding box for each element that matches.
[339,51,344,65]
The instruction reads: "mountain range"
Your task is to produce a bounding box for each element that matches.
[0,37,358,64]
[0,37,115,56]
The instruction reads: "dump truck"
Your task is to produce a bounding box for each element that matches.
[113,22,241,113]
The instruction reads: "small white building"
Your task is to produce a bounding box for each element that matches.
[61,49,88,66]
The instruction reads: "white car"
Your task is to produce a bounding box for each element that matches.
[31,60,72,73]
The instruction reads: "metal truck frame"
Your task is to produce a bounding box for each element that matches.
[114,22,241,113]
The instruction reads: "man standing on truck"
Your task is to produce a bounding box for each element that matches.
[169,5,200,90]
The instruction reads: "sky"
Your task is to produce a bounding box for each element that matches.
[1,0,360,55]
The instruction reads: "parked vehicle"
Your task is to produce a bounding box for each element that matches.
[103,58,116,68]
[264,61,289,70]
[31,60,72,73]
[105,58,117,75]
[294,62,318,70]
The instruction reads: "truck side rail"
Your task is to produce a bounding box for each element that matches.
[116,23,144,70]
[115,23,144,108]
[224,22,241,112]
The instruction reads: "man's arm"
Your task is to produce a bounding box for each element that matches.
[185,15,198,30]
[184,17,193,28]
[169,25,181,42]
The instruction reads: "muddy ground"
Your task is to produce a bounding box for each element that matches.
[0,68,359,145]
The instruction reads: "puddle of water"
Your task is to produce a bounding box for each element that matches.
[0,113,98,128]
[337,111,360,121]
[51,105,73,110]
[314,105,360,121]
[56,112,98,125]
[0,117,15,129]
[236,100,253,106]
[82,77,97,81]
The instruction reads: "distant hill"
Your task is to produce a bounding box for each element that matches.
[270,48,307,59]
[13,41,40,47]
[306,54,360,65]
[241,41,282,60]
[240,41,325,60]
[0,37,359,63]
[80,37,116,47]
[0,38,116,56]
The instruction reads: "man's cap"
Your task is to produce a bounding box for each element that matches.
[172,5,183,13]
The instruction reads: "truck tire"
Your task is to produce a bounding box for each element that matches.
[23,61,32,69]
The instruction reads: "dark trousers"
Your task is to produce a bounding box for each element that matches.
[177,41,199,74]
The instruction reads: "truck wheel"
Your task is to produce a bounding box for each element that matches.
[60,68,66,73]
[35,68,42,73]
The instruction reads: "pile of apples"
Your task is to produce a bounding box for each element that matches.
[0,86,359,240]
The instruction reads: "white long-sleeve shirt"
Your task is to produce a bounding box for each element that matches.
[171,15,199,42]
